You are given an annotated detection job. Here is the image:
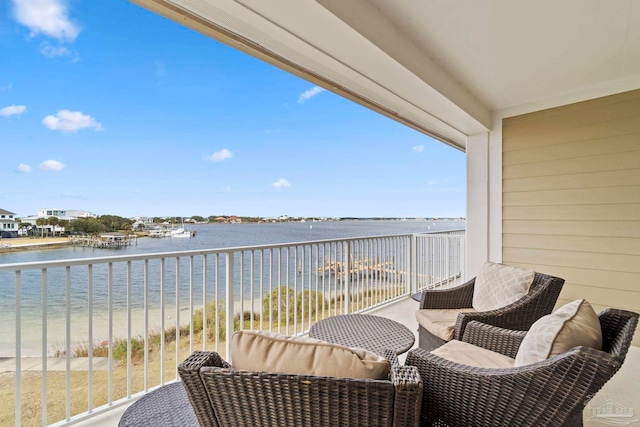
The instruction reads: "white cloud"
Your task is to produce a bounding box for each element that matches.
[412,145,425,153]
[271,178,291,189]
[0,84,13,91]
[42,110,103,132]
[12,0,80,42]
[298,86,325,104]
[208,149,233,162]
[39,159,66,171]
[17,163,32,173]
[40,43,71,58]
[0,105,27,117]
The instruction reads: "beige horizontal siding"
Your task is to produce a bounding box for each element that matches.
[503,95,640,135]
[503,220,640,238]
[504,205,640,221]
[504,89,640,127]
[503,132,639,166]
[503,247,640,274]
[503,149,640,179]
[503,89,640,345]
[503,115,640,152]
[503,234,640,256]
[504,187,640,206]
[503,169,640,193]
[496,262,638,293]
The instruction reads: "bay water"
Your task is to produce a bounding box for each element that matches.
[0,220,464,356]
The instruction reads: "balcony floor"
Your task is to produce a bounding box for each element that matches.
[78,296,639,427]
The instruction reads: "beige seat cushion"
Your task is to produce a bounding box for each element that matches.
[472,262,535,312]
[416,308,476,341]
[231,330,391,380]
[514,299,602,367]
[431,340,515,369]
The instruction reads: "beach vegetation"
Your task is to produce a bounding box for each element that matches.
[35,217,47,237]
[47,216,59,236]
[263,285,297,322]
[97,214,134,232]
[69,217,107,234]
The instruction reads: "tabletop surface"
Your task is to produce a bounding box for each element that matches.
[309,314,415,354]
[119,382,197,427]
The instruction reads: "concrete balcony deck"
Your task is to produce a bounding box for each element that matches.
[78,296,639,427]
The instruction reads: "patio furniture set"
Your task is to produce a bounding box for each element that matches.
[120,262,638,427]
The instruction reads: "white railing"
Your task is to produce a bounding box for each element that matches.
[0,230,464,426]
[414,230,466,292]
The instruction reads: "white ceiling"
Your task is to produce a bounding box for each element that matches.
[132,0,640,150]
[360,0,640,112]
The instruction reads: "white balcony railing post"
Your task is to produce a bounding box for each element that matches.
[344,241,351,314]
[15,271,21,427]
[225,251,235,362]
[410,234,417,295]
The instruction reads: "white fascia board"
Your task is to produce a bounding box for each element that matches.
[139,0,482,149]
[315,0,491,133]
[235,0,487,138]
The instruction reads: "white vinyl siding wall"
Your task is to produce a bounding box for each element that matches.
[502,89,640,344]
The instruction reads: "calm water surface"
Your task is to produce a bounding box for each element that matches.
[0,220,462,264]
[0,220,464,356]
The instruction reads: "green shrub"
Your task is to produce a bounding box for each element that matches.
[262,286,296,322]
[113,338,144,361]
[297,290,328,320]
[191,300,244,340]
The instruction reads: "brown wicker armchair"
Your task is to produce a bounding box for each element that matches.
[418,270,564,350]
[178,349,423,427]
[406,309,639,427]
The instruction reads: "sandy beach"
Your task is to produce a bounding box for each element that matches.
[0,236,72,253]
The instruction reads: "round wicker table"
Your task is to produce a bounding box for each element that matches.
[119,382,198,427]
[308,314,415,354]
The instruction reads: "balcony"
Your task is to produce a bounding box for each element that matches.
[1,230,465,426]
[2,229,639,426]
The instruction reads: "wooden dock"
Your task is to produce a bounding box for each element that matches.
[70,233,137,249]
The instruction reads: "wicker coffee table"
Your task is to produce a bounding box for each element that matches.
[119,382,197,427]
[309,314,415,354]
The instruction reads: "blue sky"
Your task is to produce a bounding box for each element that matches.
[0,0,465,219]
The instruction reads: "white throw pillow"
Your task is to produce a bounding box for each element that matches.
[514,299,602,367]
[472,262,535,312]
[231,330,391,379]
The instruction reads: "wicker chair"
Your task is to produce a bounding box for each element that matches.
[406,309,639,427]
[178,349,423,427]
[418,270,564,350]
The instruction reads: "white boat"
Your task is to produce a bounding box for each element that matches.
[170,218,195,238]
[170,228,192,238]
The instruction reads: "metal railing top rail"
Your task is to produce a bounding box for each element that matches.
[0,229,465,272]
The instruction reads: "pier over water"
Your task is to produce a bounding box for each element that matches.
[71,233,137,249]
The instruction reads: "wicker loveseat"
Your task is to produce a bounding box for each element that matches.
[406,309,639,427]
[417,269,564,350]
[178,349,423,427]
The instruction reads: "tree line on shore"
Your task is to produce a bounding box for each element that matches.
[18,215,135,237]
[17,214,268,237]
